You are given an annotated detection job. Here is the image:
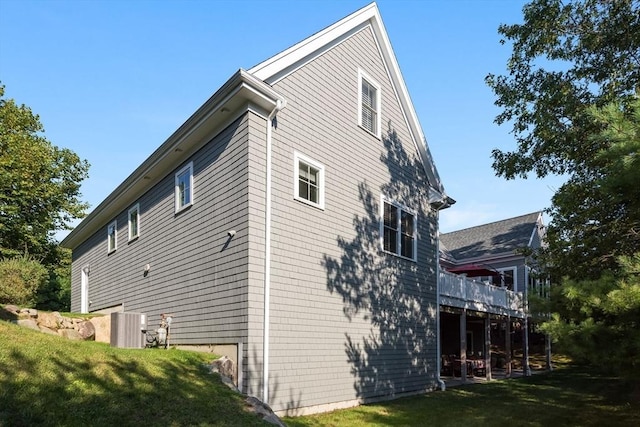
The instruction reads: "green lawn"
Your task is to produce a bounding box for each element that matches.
[284,367,639,427]
[2,318,638,427]
[0,320,268,426]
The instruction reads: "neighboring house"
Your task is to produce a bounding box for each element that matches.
[437,212,547,379]
[61,3,455,415]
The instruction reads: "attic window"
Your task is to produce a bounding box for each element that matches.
[107,220,117,253]
[358,69,381,137]
[380,196,416,261]
[294,152,325,210]
[128,204,140,241]
[175,162,193,213]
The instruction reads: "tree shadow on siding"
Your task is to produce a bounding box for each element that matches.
[322,124,440,400]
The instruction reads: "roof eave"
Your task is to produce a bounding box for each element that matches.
[62,70,284,249]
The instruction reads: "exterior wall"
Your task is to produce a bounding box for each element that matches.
[263,26,439,413]
[71,114,253,348]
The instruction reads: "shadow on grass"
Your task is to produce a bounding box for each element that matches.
[0,323,268,426]
[286,367,639,427]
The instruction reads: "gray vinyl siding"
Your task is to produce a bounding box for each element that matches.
[71,114,253,346]
[264,26,439,412]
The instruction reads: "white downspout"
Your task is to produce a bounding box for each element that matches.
[263,98,285,404]
[435,203,446,391]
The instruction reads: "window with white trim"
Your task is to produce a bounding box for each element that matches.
[107,220,117,253]
[294,152,325,209]
[497,267,517,291]
[381,197,416,260]
[358,69,381,137]
[175,162,193,213]
[128,204,140,241]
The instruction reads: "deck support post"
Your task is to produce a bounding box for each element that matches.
[484,313,492,380]
[505,315,512,378]
[460,310,467,382]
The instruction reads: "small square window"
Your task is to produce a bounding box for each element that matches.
[175,162,193,213]
[128,204,140,241]
[358,69,381,137]
[107,220,117,253]
[380,196,416,261]
[294,152,325,210]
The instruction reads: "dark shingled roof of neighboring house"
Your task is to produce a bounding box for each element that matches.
[440,212,542,261]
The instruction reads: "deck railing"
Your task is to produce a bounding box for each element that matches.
[439,271,525,317]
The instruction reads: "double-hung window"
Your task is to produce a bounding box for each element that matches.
[107,220,117,253]
[128,204,140,241]
[294,152,325,210]
[175,162,193,213]
[381,197,416,260]
[358,69,381,137]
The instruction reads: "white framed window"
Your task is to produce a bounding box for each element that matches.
[107,220,117,253]
[358,69,381,138]
[380,196,416,261]
[497,267,517,291]
[175,162,193,213]
[294,152,325,210]
[128,204,140,241]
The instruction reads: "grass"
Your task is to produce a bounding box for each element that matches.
[0,320,268,426]
[2,316,639,427]
[284,366,640,427]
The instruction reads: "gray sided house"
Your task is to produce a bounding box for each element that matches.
[438,212,547,379]
[61,3,453,415]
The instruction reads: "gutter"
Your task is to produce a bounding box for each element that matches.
[431,195,453,392]
[263,98,286,404]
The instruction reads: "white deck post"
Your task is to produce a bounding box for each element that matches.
[460,309,467,382]
[505,315,512,378]
[485,313,492,380]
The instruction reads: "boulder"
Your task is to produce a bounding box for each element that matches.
[39,325,58,335]
[58,329,83,340]
[37,311,63,329]
[17,319,40,331]
[77,320,95,340]
[89,316,111,343]
[4,305,19,315]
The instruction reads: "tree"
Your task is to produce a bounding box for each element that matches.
[0,84,89,259]
[486,0,640,278]
[0,84,89,309]
[542,254,640,378]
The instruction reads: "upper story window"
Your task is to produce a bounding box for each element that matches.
[358,69,381,138]
[107,220,117,253]
[294,152,325,210]
[128,204,140,241]
[380,196,416,261]
[175,162,193,213]
[497,267,517,291]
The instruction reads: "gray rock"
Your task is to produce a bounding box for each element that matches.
[17,319,40,331]
[58,329,83,340]
[39,325,58,335]
[4,305,19,315]
[77,320,95,340]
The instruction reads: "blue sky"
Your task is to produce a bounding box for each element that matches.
[0,0,564,237]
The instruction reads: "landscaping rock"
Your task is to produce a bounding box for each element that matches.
[58,329,83,340]
[17,319,40,331]
[77,320,95,340]
[39,325,58,335]
[89,315,111,343]
[38,311,63,329]
[4,305,19,315]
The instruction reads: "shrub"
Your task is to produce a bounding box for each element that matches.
[0,256,48,306]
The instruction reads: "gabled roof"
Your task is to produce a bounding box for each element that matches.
[249,2,451,206]
[440,212,543,262]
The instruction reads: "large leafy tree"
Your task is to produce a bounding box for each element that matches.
[0,84,89,308]
[486,0,640,279]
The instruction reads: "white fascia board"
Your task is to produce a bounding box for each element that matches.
[249,2,449,201]
[62,70,284,249]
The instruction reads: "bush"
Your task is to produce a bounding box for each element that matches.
[0,256,48,306]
